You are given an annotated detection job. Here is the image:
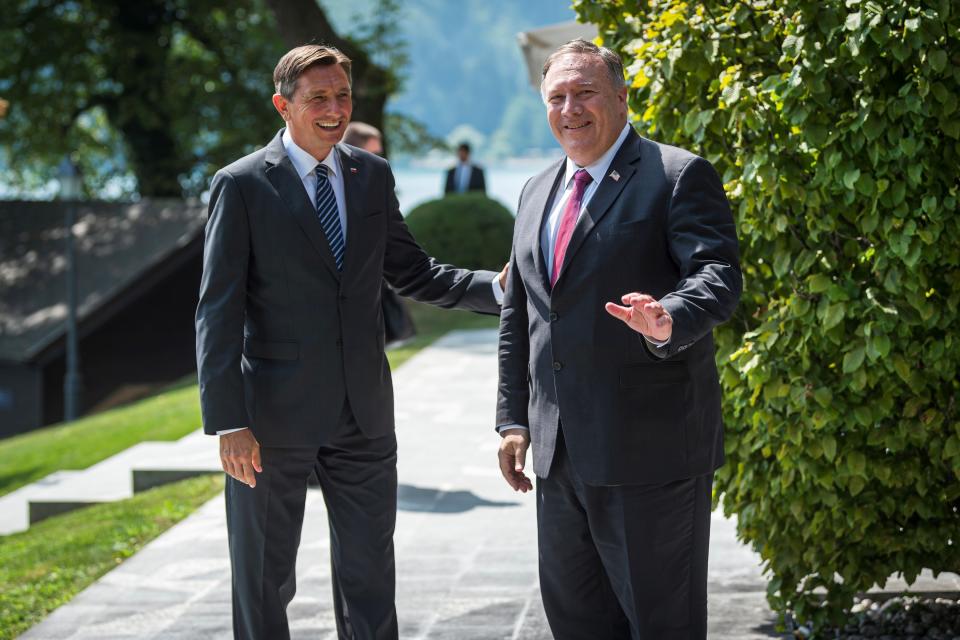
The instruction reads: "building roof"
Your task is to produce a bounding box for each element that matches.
[0,200,206,364]
[516,20,599,89]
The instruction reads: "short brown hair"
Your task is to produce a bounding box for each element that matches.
[273,44,352,99]
[342,122,382,148]
[541,39,624,95]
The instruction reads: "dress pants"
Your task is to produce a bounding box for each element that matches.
[225,401,399,640]
[537,430,713,640]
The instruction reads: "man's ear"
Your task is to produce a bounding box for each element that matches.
[271,93,288,120]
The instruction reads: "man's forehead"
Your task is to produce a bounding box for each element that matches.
[297,66,350,93]
[544,54,607,85]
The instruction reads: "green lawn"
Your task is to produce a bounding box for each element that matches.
[0,302,496,638]
[0,302,497,499]
[0,475,224,640]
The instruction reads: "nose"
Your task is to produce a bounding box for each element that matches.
[561,95,582,118]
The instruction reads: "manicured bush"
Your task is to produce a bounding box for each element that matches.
[405,193,514,272]
[575,0,960,632]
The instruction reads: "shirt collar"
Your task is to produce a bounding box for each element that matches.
[281,128,339,180]
[563,122,632,188]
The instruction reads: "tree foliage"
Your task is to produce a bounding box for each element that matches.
[575,0,960,632]
[0,0,404,198]
[0,0,286,197]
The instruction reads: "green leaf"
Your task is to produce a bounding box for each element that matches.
[848,476,866,496]
[813,387,833,408]
[823,435,837,462]
[823,303,845,330]
[843,345,865,373]
[945,435,960,460]
[843,167,861,189]
[847,451,867,477]
[929,50,947,73]
[809,274,832,293]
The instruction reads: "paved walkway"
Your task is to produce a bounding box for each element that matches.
[13,330,830,638]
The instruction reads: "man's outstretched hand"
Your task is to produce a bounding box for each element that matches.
[220,429,262,488]
[605,292,673,343]
[498,428,533,493]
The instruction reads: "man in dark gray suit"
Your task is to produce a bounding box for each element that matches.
[496,40,741,639]
[196,44,503,640]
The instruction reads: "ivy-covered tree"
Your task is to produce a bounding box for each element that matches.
[575,0,960,633]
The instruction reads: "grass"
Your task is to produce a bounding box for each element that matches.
[0,474,224,640]
[0,302,497,499]
[0,302,495,638]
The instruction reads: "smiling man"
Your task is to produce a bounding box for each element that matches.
[196,45,503,640]
[496,40,741,639]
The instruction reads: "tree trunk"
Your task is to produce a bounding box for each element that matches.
[105,0,190,197]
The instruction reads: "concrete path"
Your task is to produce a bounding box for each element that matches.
[20,329,952,639]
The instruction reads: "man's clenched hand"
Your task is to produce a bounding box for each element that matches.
[220,429,262,488]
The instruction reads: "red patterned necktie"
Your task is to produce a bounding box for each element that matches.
[551,169,593,286]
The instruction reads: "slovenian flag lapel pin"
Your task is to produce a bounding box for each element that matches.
[350,167,358,174]
[610,170,620,182]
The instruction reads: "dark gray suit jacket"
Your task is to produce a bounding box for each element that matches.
[497,128,741,485]
[197,129,498,446]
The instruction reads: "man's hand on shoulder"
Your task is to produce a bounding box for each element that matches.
[220,429,263,488]
[605,292,673,343]
[498,428,533,493]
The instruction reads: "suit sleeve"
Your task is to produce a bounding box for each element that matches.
[477,167,486,194]
[195,170,250,434]
[657,157,742,357]
[495,181,531,430]
[382,163,500,314]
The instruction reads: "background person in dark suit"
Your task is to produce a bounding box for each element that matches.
[496,39,741,639]
[443,142,486,194]
[196,45,503,640]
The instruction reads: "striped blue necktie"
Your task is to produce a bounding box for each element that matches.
[314,164,345,270]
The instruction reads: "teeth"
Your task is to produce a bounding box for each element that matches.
[566,123,589,130]
[317,122,340,129]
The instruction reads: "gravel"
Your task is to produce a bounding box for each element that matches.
[793,596,960,639]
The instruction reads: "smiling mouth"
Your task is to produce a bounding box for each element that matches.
[564,122,591,130]
[316,121,342,131]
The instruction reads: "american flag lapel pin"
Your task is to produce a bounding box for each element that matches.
[610,170,620,182]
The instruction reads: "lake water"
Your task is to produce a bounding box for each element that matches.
[391,158,561,216]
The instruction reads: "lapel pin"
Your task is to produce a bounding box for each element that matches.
[350,167,358,174]
[610,170,620,182]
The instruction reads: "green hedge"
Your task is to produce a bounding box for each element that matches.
[575,0,960,633]
[405,193,514,271]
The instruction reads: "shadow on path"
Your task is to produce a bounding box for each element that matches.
[398,484,519,513]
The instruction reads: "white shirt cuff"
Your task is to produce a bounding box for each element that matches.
[491,274,504,305]
[497,424,528,433]
[644,336,670,348]
[216,427,248,435]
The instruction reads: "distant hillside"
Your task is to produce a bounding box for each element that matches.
[322,0,577,157]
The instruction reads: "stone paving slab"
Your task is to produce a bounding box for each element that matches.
[17,330,958,639]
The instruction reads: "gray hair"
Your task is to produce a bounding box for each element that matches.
[540,38,625,98]
[273,44,352,100]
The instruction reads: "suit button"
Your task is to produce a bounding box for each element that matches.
[549,312,558,322]
[339,294,347,301]
[552,361,562,371]
[336,338,343,347]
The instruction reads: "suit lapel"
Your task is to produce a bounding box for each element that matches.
[336,144,365,276]
[528,159,566,292]
[554,129,642,288]
[264,131,340,279]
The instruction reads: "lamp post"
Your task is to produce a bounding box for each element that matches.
[58,157,83,422]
